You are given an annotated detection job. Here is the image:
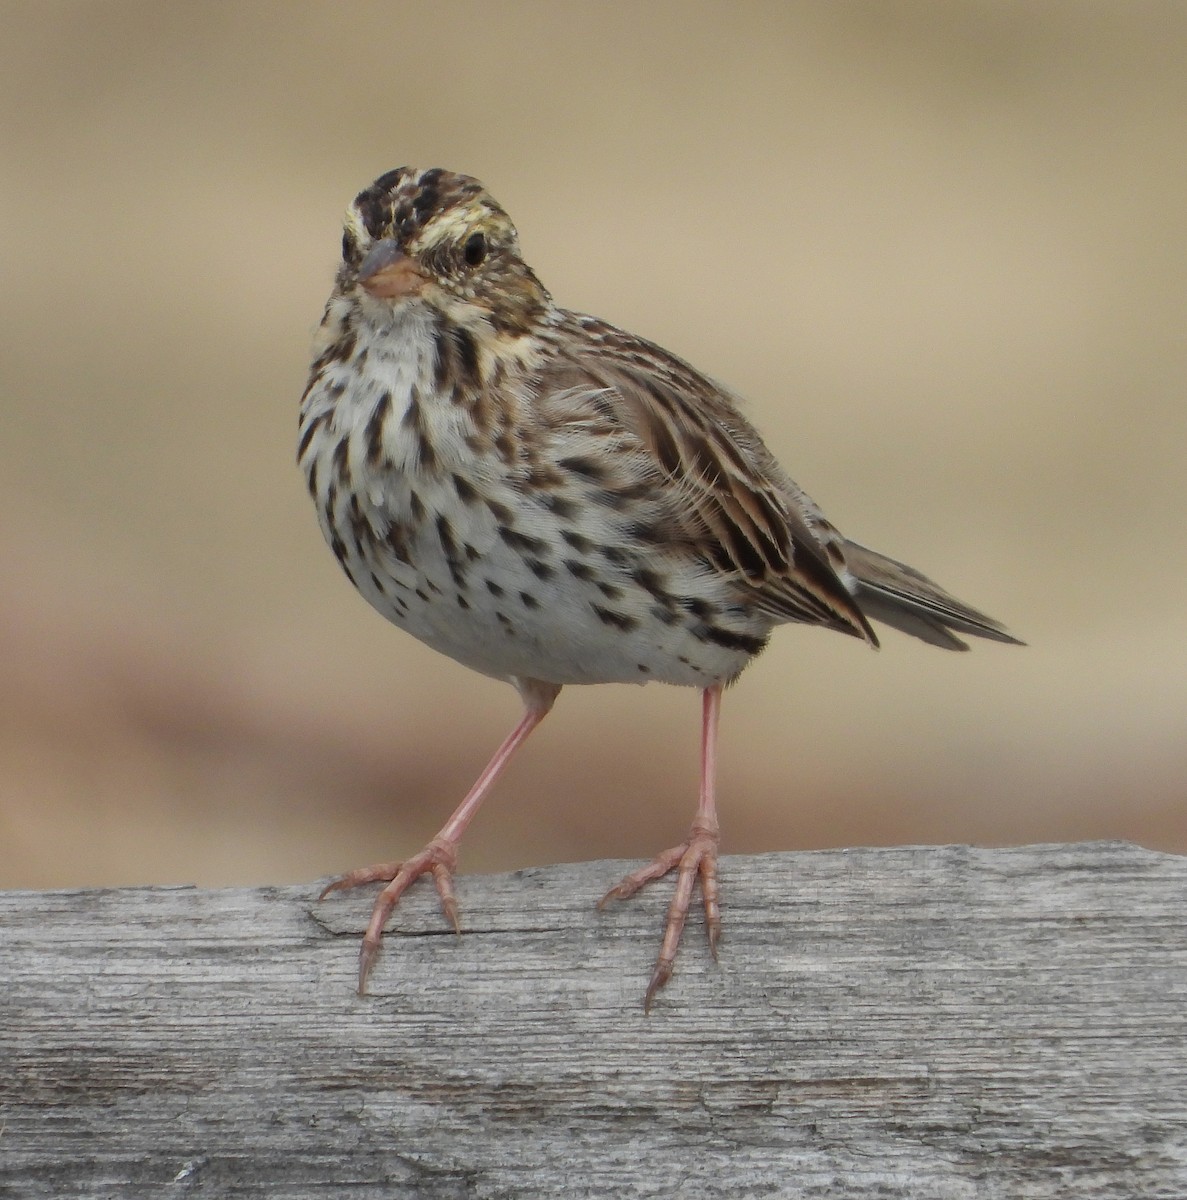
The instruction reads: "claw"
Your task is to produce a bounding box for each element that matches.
[319,836,461,994]
[602,819,720,1012]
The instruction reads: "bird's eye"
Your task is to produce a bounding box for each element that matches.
[462,232,487,267]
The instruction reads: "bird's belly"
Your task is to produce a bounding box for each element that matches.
[332,470,767,689]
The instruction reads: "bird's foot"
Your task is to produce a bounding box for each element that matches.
[598,819,720,1012]
[319,836,461,993]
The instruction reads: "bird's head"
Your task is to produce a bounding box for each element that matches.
[339,167,550,337]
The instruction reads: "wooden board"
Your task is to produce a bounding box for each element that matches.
[2,842,1184,1197]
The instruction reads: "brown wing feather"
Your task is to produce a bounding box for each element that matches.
[541,314,877,645]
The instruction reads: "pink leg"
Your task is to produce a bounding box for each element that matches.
[320,678,561,994]
[599,685,722,1011]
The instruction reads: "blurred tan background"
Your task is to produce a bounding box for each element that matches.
[2,1,1185,895]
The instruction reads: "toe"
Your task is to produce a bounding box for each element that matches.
[597,845,686,908]
[319,860,403,901]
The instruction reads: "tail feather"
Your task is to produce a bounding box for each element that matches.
[843,540,1024,652]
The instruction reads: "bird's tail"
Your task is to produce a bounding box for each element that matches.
[843,540,1023,652]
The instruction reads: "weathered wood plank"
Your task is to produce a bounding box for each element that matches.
[1,843,1184,1198]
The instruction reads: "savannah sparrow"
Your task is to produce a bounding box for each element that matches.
[299,167,1020,1010]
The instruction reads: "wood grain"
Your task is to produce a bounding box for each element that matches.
[2,842,1184,1198]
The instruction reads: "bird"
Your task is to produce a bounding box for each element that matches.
[298,167,1021,1010]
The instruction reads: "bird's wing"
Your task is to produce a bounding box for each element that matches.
[534,315,877,645]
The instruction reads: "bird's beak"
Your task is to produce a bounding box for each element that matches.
[356,239,427,300]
